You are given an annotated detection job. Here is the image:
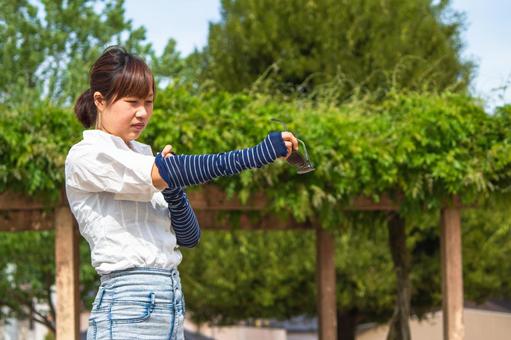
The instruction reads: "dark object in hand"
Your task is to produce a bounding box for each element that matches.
[271,118,315,175]
[286,140,315,174]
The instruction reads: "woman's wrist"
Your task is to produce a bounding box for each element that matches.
[265,131,288,159]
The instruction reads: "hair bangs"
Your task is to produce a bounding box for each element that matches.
[109,56,155,103]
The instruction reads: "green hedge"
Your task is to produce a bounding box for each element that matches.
[1,89,510,227]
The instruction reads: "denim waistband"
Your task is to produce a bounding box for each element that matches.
[100,266,179,284]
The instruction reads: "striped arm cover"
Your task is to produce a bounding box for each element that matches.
[154,131,288,189]
[162,187,200,248]
[156,131,287,247]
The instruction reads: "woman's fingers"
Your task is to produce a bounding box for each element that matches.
[278,131,299,160]
[284,141,293,159]
[281,131,299,151]
[161,145,173,158]
[281,131,299,154]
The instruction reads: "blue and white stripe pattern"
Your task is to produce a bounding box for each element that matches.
[162,186,201,248]
[154,131,288,189]
[155,131,287,248]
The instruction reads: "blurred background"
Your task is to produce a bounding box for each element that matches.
[1,0,511,339]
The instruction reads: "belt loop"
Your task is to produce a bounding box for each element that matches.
[149,292,156,310]
[97,286,106,308]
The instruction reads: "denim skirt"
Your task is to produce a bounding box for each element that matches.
[87,267,186,340]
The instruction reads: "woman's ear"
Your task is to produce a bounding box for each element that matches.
[93,91,105,112]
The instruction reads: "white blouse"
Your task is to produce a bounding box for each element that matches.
[64,129,182,275]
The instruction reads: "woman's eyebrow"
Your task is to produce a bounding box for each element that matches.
[125,94,153,99]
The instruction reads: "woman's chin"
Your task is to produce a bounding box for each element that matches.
[128,129,143,139]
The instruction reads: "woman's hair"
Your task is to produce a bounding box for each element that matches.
[74,45,156,128]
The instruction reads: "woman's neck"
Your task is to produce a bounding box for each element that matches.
[96,127,133,150]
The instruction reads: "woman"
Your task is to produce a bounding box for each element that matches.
[64,45,298,340]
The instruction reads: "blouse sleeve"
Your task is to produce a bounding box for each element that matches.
[65,144,161,201]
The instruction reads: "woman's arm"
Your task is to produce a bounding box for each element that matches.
[152,163,168,190]
[153,131,289,190]
[153,131,294,246]
[162,187,200,247]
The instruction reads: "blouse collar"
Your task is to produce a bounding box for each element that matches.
[82,129,152,155]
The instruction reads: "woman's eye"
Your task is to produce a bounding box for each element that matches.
[145,101,153,104]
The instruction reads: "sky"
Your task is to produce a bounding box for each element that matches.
[124,0,511,111]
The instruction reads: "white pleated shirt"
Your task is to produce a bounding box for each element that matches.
[64,129,182,275]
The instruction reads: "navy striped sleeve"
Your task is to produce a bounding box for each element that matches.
[162,187,200,248]
[154,131,288,189]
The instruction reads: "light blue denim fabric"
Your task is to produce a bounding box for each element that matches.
[87,267,186,340]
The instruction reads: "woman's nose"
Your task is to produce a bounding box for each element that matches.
[135,108,147,117]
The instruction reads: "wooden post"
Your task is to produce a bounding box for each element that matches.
[387,212,411,340]
[316,225,337,340]
[55,206,80,340]
[440,201,464,340]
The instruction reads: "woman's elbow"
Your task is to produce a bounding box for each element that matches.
[177,230,201,248]
[178,239,200,248]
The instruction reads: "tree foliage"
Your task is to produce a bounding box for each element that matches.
[206,0,474,97]
[0,0,179,107]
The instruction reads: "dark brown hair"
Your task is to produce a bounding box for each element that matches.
[74,45,156,128]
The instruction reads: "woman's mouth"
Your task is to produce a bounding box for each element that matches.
[131,124,145,131]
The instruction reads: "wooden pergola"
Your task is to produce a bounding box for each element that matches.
[0,185,464,340]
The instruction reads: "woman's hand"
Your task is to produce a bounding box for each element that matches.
[151,144,175,190]
[159,144,182,196]
[161,144,174,158]
[151,144,176,191]
[281,131,299,160]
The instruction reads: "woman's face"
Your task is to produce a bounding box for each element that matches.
[93,91,154,143]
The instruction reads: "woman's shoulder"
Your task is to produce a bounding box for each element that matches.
[65,139,99,164]
[64,137,154,171]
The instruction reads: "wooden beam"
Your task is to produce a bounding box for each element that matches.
[194,211,312,230]
[55,206,80,340]
[440,198,464,340]
[2,186,469,215]
[187,185,268,210]
[0,210,54,231]
[0,191,48,210]
[343,194,401,211]
[0,188,67,210]
[316,225,337,340]
[0,208,311,232]
[187,186,402,211]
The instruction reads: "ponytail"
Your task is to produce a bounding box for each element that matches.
[74,89,97,128]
